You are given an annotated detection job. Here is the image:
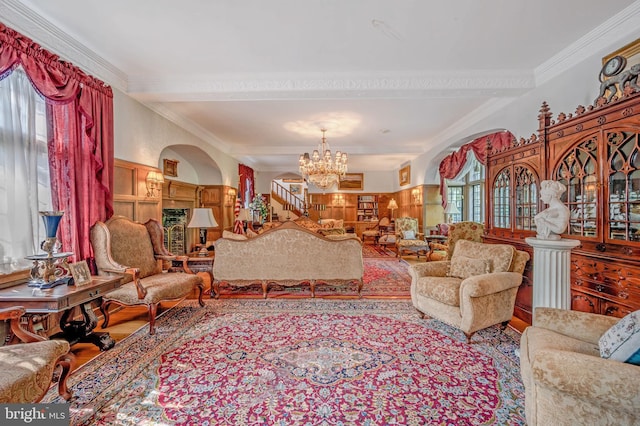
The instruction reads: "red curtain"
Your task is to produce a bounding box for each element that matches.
[439,131,512,207]
[238,164,255,206]
[0,23,114,262]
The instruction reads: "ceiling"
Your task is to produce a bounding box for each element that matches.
[5,0,640,172]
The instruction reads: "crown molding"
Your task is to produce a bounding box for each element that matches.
[128,70,534,102]
[0,0,128,90]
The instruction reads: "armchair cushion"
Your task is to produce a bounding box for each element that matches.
[402,230,416,240]
[416,276,461,306]
[104,272,201,305]
[599,310,640,365]
[448,255,491,279]
[452,240,514,273]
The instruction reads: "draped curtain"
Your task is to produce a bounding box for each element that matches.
[438,131,513,207]
[0,23,114,262]
[238,164,255,207]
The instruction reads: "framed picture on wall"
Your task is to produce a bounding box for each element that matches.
[399,165,411,186]
[290,184,302,195]
[338,173,364,190]
[163,159,179,177]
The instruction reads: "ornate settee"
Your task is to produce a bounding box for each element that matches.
[259,217,346,237]
[213,221,363,298]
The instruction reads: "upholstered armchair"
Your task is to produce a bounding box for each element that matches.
[91,215,205,335]
[429,221,484,261]
[395,217,429,258]
[0,306,75,402]
[521,308,640,425]
[409,239,529,342]
[361,217,390,244]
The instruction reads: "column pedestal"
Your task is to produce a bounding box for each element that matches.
[525,237,580,314]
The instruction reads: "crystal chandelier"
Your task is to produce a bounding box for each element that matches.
[299,129,348,190]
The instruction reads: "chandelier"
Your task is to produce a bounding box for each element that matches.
[299,129,348,190]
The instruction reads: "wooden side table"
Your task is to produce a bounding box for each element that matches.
[170,253,215,298]
[0,275,123,350]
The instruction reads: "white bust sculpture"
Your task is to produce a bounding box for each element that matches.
[534,180,570,240]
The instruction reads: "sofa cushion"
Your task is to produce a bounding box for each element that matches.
[448,255,491,279]
[452,240,514,273]
[599,310,640,365]
[416,276,461,307]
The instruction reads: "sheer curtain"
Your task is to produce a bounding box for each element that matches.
[0,68,52,273]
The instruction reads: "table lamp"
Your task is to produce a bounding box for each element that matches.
[187,208,218,256]
[444,203,460,223]
[387,198,398,220]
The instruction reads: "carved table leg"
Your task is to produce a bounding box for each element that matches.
[57,303,116,351]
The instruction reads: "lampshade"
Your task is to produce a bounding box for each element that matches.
[443,203,460,215]
[188,208,218,229]
[387,199,398,210]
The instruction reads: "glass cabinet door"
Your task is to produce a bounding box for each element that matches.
[514,165,538,230]
[553,136,599,238]
[607,130,640,242]
[493,168,511,228]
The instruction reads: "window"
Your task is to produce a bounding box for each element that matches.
[0,69,52,274]
[447,186,463,223]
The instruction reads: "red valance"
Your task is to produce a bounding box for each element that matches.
[0,22,114,263]
[438,131,513,207]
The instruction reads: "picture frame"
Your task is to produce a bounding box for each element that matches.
[399,165,411,186]
[163,159,179,177]
[290,184,302,195]
[338,173,364,191]
[69,260,92,287]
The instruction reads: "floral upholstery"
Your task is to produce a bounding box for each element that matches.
[214,221,364,298]
[429,221,484,261]
[0,307,74,402]
[395,217,429,258]
[91,215,205,335]
[409,240,529,342]
[520,308,640,425]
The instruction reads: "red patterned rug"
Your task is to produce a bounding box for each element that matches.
[361,243,396,258]
[44,300,525,425]
[217,257,411,298]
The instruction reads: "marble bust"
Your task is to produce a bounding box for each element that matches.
[534,180,570,240]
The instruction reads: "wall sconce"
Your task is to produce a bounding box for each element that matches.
[146,171,165,197]
[411,188,422,204]
[333,194,345,206]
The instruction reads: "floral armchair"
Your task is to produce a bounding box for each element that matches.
[395,217,429,259]
[429,221,484,261]
[0,306,75,402]
[409,239,529,342]
[91,216,205,335]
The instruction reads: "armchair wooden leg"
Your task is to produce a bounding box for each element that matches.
[197,281,205,307]
[148,303,159,335]
[500,320,510,330]
[357,279,363,298]
[55,352,76,401]
[310,280,316,298]
[261,280,268,299]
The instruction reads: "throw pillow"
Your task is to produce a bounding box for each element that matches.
[448,255,491,279]
[599,310,640,365]
[402,230,416,240]
[222,230,248,241]
[246,228,258,238]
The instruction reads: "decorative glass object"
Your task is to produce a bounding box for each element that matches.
[25,211,73,286]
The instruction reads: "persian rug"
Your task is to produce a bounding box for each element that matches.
[216,257,412,299]
[44,299,526,425]
[361,243,396,258]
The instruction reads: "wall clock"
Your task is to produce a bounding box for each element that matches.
[602,55,627,77]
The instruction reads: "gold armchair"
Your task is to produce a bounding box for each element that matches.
[410,240,529,342]
[429,221,484,261]
[361,217,390,244]
[395,217,429,259]
[0,306,75,402]
[90,216,205,335]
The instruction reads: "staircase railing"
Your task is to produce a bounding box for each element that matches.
[271,181,305,216]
